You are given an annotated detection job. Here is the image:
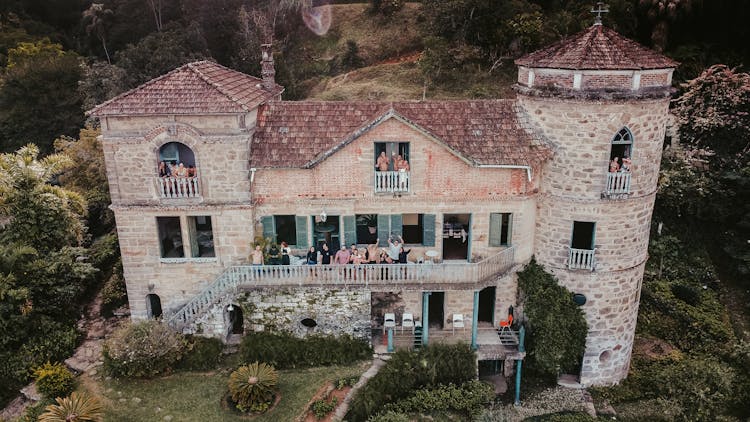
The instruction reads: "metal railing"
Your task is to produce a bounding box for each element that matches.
[605,172,631,195]
[167,247,515,330]
[568,247,596,271]
[375,171,410,193]
[157,176,200,198]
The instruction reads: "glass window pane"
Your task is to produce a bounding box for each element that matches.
[157,217,184,258]
[188,216,214,257]
[274,215,297,246]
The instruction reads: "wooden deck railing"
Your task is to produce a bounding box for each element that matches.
[375,171,410,193]
[157,176,200,198]
[167,247,515,330]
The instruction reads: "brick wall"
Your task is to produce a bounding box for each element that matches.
[582,74,631,90]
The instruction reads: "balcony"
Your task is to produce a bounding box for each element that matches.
[157,176,200,198]
[167,248,516,330]
[375,171,410,193]
[604,172,631,196]
[568,247,596,271]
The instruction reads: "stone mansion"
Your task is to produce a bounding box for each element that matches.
[90,22,677,386]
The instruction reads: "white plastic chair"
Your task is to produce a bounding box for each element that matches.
[383,313,396,333]
[402,313,415,333]
[452,313,465,334]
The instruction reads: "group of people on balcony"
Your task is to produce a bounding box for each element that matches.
[159,160,197,178]
[609,155,632,173]
[376,151,410,173]
[251,236,412,266]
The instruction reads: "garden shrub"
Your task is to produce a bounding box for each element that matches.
[524,412,597,421]
[103,320,188,378]
[312,396,337,419]
[228,362,278,413]
[367,410,410,422]
[176,336,223,371]
[335,376,359,390]
[377,380,494,419]
[38,391,104,422]
[346,344,477,422]
[517,259,587,378]
[33,362,75,399]
[239,332,371,369]
[100,260,127,316]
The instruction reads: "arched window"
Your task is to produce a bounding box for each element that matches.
[146,294,163,319]
[157,142,200,198]
[609,128,633,172]
[605,127,633,195]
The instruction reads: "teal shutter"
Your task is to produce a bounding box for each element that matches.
[261,216,276,242]
[377,214,390,246]
[390,214,403,239]
[295,215,308,248]
[343,215,356,245]
[489,213,503,247]
[422,214,436,246]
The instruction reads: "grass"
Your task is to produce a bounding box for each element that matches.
[94,362,369,421]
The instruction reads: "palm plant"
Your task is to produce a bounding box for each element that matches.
[38,391,104,422]
[228,362,279,412]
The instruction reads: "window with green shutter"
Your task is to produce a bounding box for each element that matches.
[261,216,275,242]
[489,213,512,247]
[422,214,436,247]
[390,214,403,239]
[377,214,390,246]
[343,215,356,246]
[295,215,308,248]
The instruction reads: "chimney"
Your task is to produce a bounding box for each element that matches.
[260,44,276,91]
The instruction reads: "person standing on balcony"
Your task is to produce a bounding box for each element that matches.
[376,151,390,171]
[398,246,411,263]
[158,161,171,177]
[621,156,632,172]
[366,238,380,264]
[348,243,358,263]
[268,243,281,265]
[396,155,410,189]
[334,245,351,265]
[251,245,264,265]
[387,235,404,262]
[306,246,318,265]
[609,157,620,172]
[319,243,332,265]
[280,241,291,265]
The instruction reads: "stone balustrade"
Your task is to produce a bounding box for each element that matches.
[605,171,631,195]
[167,247,515,330]
[374,170,410,193]
[568,247,596,271]
[156,176,200,198]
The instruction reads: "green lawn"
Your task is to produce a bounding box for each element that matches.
[100,363,369,422]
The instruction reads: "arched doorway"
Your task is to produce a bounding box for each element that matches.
[146,294,162,319]
[226,304,244,335]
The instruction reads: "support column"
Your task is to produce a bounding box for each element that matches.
[514,325,526,406]
[422,292,430,346]
[387,328,394,353]
[471,290,479,350]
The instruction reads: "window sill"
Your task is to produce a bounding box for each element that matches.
[159,257,218,264]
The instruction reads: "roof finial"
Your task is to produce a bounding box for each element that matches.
[591,2,609,26]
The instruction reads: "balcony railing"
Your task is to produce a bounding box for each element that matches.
[605,172,631,196]
[157,176,200,198]
[167,247,515,330]
[568,247,596,271]
[375,171,410,193]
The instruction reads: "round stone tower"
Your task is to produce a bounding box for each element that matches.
[515,22,678,385]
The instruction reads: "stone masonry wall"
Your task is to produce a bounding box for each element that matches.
[253,118,538,262]
[113,206,254,320]
[195,288,371,340]
[521,93,669,386]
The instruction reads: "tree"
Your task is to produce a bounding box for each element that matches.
[639,0,698,51]
[0,40,83,154]
[78,61,128,112]
[83,3,115,63]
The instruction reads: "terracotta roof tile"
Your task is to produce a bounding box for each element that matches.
[251,100,552,168]
[516,25,678,70]
[88,61,283,116]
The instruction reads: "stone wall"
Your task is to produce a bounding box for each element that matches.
[522,91,670,386]
[113,205,254,320]
[195,288,371,340]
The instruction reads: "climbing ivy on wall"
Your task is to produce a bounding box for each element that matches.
[517,258,588,378]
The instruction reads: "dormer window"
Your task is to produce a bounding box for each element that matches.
[157,142,200,198]
[604,127,633,196]
[374,142,410,193]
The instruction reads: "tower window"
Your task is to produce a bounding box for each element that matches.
[571,221,595,250]
[609,127,633,173]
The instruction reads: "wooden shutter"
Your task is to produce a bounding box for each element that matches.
[506,214,513,245]
[295,215,308,248]
[377,214,390,246]
[390,214,403,239]
[261,216,275,242]
[343,215,356,245]
[489,213,503,247]
[422,214,436,246]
